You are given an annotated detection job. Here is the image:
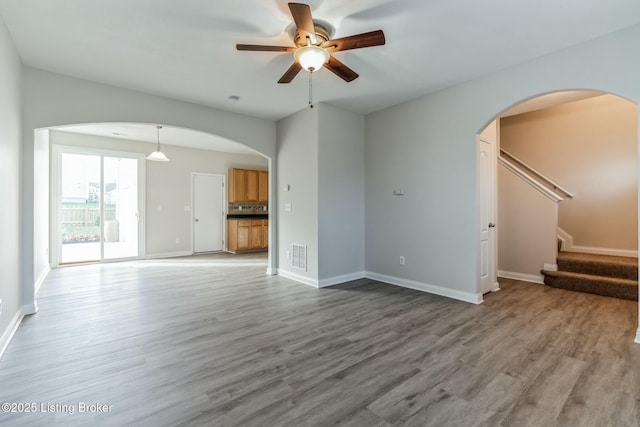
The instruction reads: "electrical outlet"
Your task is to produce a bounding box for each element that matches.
[399,256,405,265]
[287,250,291,260]
[175,238,181,244]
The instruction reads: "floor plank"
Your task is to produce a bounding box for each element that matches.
[0,256,638,426]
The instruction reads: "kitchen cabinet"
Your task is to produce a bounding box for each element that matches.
[259,171,269,202]
[227,219,268,253]
[228,168,268,203]
[262,220,269,248]
[246,170,259,201]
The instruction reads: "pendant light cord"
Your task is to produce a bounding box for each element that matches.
[308,70,314,108]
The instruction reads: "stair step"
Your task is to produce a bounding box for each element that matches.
[557,251,638,280]
[541,270,638,301]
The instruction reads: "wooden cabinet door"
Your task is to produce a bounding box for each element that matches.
[229,169,248,202]
[237,220,251,250]
[246,170,259,202]
[250,220,262,248]
[262,220,269,248]
[259,171,269,202]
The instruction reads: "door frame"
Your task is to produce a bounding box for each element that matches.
[191,172,226,254]
[51,144,146,266]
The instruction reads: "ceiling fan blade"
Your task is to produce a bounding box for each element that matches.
[236,44,295,52]
[322,30,386,52]
[323,56,359,82]
[288,3,317,44]
[278,62,303,84]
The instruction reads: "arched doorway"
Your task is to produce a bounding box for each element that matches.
[478,90,638,335]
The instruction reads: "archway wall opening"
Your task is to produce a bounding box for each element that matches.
[499,93,637,263]
[364,24,640,309]
[22,68,277,311]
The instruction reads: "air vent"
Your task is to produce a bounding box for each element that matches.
[291,244,307,271]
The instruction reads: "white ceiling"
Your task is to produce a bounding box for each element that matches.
[1,0,640,123]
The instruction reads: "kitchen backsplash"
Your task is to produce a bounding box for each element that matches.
[228,202,268,215]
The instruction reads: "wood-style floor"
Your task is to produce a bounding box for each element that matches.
[0,253,638,426]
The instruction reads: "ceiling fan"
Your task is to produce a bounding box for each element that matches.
[236,2,386,84]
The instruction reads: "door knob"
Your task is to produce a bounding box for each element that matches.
[488,222,495,228]
[195,218,199,222]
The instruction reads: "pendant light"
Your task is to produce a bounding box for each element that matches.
[146,125,170,162]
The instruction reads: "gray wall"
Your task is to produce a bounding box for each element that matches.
[365,24,640,303]
[318,104,365,283]
[276,107,319,283]
[276,103,366,286]
[50,130,267,257]
[0,16,22,348]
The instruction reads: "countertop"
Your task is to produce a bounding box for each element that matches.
[227,214,269,220]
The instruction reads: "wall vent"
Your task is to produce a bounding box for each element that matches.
[291,244,307,271]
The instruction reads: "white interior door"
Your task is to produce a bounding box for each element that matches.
[478,135,497,294]
[193,173,224,253]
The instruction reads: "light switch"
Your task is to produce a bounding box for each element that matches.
[157,204,163,212]
[184,206,191,212]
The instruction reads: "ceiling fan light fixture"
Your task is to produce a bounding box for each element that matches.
[146,125,170,162]
[294,45,329,72]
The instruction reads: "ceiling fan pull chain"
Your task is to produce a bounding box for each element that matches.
[309,70,313,108]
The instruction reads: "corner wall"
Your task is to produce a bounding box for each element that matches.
[276,103,366,287]
[318,104,365,285]
[0,15,23,356]
[276,107,319,284]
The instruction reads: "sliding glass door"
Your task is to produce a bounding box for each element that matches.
[54,146,144,265]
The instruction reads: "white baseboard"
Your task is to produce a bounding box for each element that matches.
[145,251,193,259]
[266,267,275,275]
[543,263,558,272]
[498,270,545,284]
[276,269,319,288]
[318,272,366,288]
[567,246,638,258]
[557,227,573,252]
[34,265,51,296]
[365,271,483,304]
[0,306,28,360]
[492,281,501,292]
[635,329,640,345]
[557,228,637,258]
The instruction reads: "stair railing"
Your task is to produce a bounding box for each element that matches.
[499,148,574,200]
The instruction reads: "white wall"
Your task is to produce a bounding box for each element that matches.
[497,163,558,281]
[276,107,319,284]
[365,24,640,305]
[0,15,23,353]
[21,68,277,312]
[317,104,365,284]
[50,130,267,256]
[501,95,638,253]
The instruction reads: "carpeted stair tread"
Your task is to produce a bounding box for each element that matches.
[542,270,638,301]
[556,251,638,280]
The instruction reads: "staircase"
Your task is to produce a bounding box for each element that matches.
[541,252,638,301]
